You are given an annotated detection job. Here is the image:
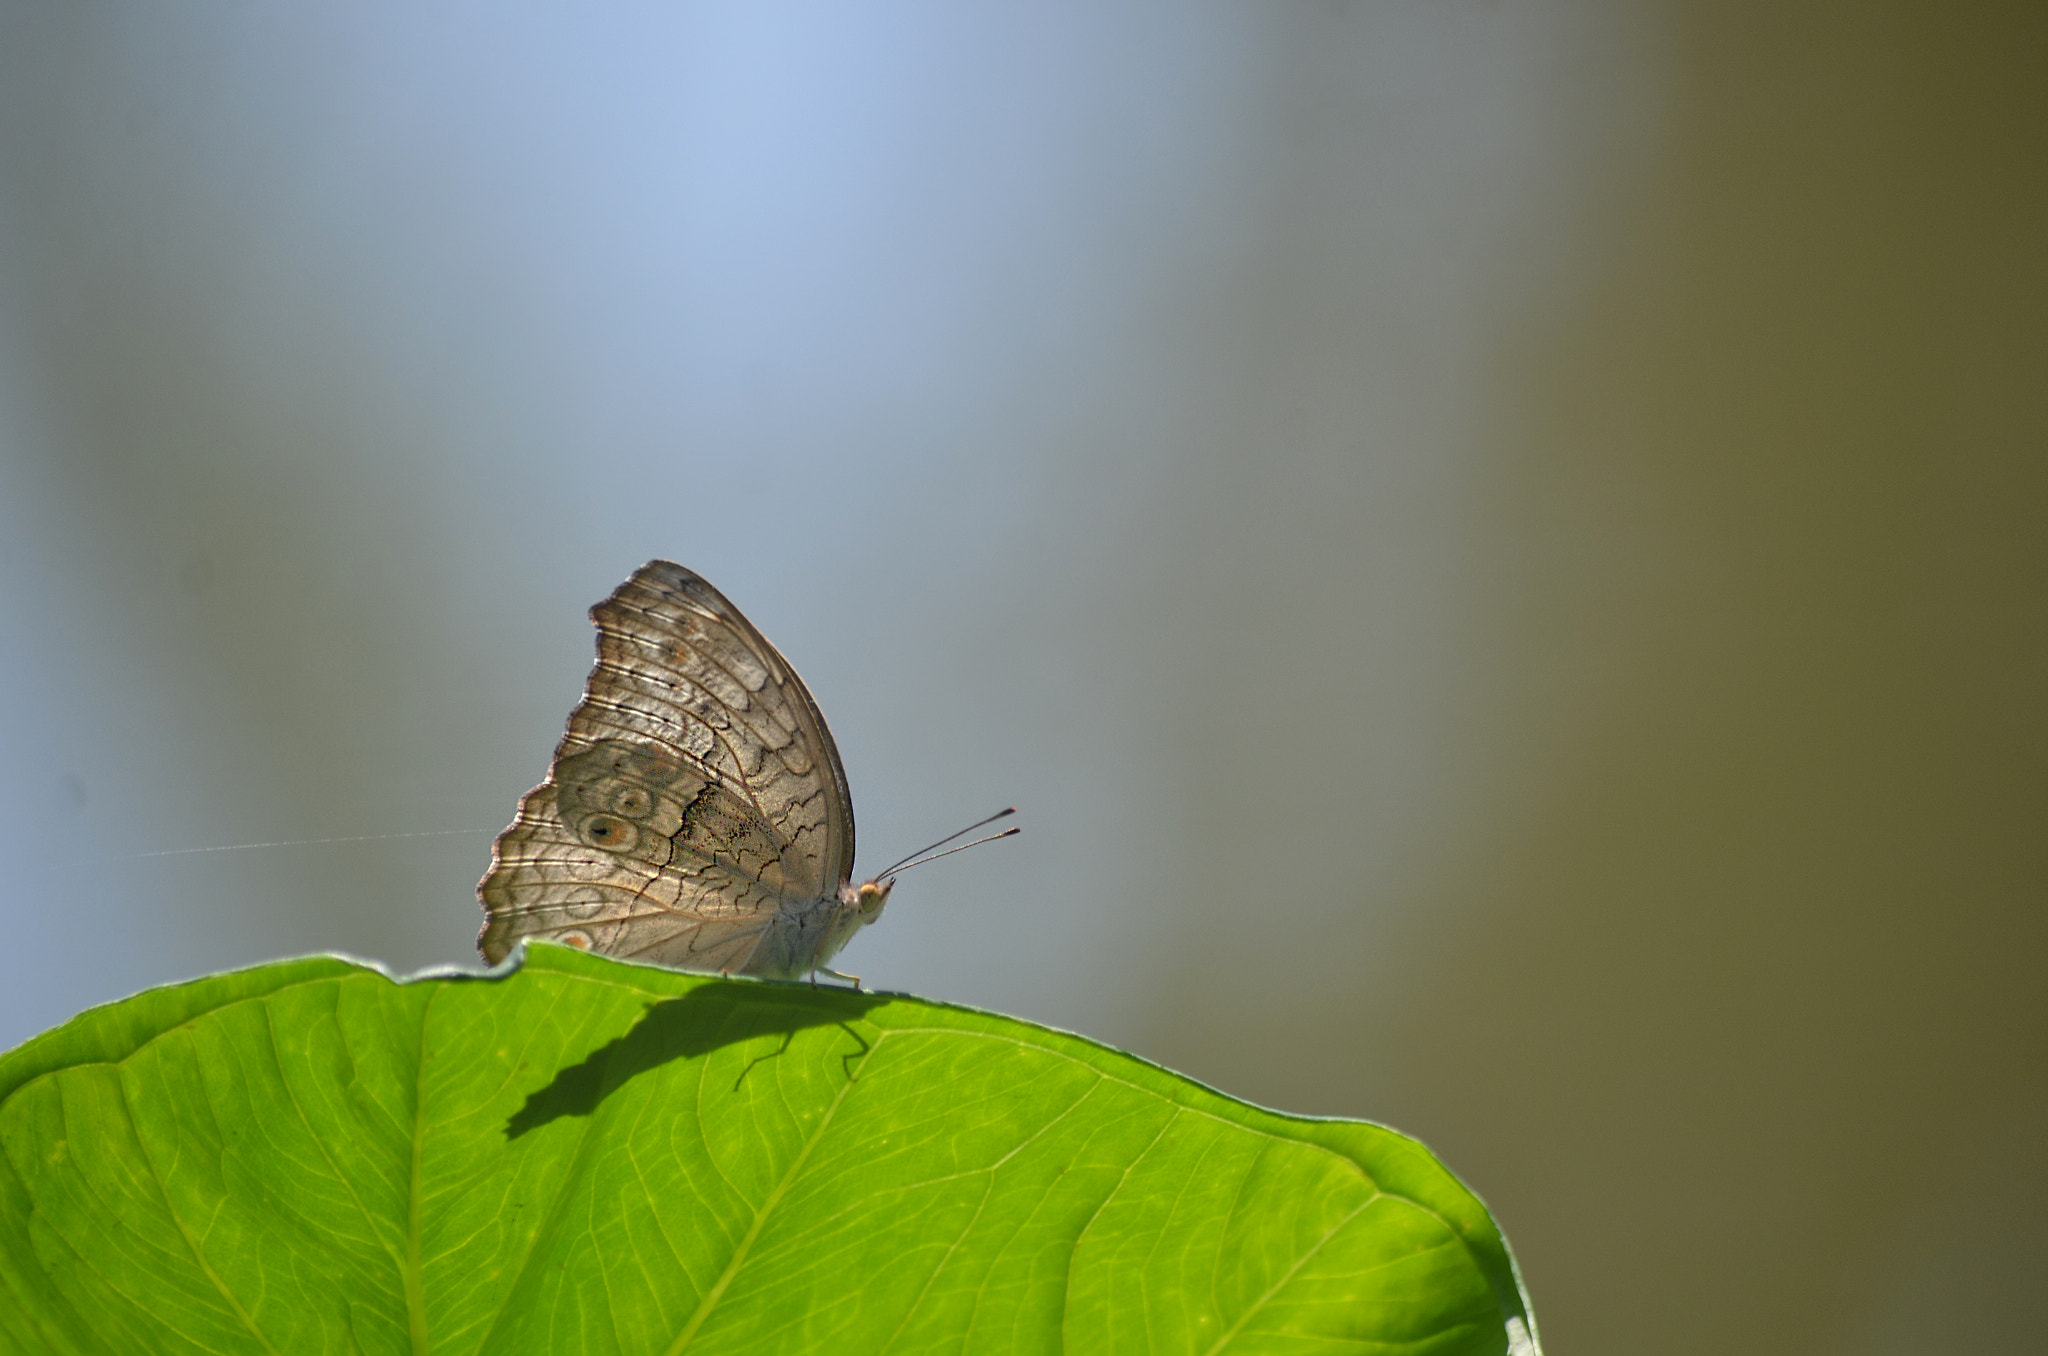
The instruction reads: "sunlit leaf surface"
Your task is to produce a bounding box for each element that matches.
[0,946,1537,1354]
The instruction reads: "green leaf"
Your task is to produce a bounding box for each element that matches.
[0,945,1538,1355]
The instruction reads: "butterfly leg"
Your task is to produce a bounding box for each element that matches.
[812,967,863,991]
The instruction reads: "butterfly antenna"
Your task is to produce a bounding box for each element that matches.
[882,826,1021,879]
[873,807,1017,879]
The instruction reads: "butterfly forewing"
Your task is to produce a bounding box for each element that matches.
[477,562,856,972]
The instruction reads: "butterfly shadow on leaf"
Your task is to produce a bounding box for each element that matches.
[505,981,888,1139]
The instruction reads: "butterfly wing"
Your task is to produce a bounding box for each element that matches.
[477,561,855,972]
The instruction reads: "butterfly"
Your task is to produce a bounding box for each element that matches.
[477,561,1010,985]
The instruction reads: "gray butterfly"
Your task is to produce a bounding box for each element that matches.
[477,561,1008,984]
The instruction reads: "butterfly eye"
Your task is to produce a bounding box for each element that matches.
[579,813,641,853]
[610,787,653,818]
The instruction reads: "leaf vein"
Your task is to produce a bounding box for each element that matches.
[661,1028,888,1354]
[111,1061,284,1356]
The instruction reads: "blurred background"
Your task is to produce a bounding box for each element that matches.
[1,2,2042,1352]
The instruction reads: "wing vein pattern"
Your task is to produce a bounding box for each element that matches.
[478,562,856,976]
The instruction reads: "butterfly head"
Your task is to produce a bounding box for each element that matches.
[846,876,894,925]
